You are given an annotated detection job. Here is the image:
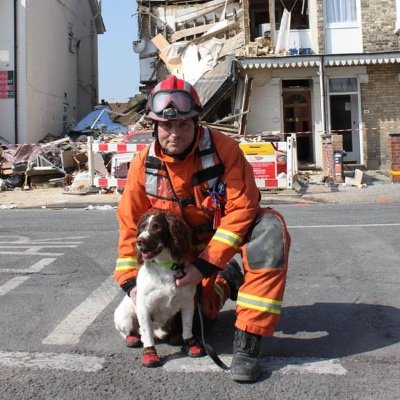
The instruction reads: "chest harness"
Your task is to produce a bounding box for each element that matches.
[144,127,225,234]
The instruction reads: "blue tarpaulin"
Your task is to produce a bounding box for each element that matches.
[71,107,128,134]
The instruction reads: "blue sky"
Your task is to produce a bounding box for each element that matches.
[98,0,140,103]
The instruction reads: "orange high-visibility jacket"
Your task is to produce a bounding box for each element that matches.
[114,126,260,292]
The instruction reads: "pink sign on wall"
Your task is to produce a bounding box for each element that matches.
[0,71,14,98]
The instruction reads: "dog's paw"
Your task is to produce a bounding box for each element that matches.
[125,334,142,348]
[142,346,161,368]
[182,337,205,358]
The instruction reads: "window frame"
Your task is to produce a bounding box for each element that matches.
[324,0,361,30]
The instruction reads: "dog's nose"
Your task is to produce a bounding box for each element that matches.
[137,237,146,249]
[137,236,154,252]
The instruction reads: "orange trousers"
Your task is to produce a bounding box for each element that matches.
[200,208,291,336]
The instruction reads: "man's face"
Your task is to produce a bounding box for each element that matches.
[157,119,195,155]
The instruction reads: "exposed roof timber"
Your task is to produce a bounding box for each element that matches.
[138,0,227,6]
[239,52,400,69]
[191,18,240,44]
[219,30,245,58]
[172,20,223,42]
[174,0,231,25]
[138,4,168,25]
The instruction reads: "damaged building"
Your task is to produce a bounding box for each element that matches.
[133,0,400,172]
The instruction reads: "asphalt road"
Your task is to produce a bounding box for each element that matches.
[0,203,399,400]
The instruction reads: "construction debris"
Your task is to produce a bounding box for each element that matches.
[344,169,367,188]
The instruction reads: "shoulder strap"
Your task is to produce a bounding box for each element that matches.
[192,127,225,188]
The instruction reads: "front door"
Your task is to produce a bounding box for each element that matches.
[282,91,312,163]
[328,77,360,162]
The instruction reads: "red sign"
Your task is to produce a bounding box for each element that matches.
[249,161,276,179]
[0,71,14,98]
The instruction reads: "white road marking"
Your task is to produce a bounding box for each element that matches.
[0,276,30,296]
[288,223,400,228]
[42,276,120,345]
[0,251,64,256]
[0,258,56,296]
[0,351,104,372]
[163,356,347,375]
[0,245,79,256]
[0,236,86,244]
[0,236,85,255]
[0,257,56,274]
[274,330,329,339]
[266,357,347,375]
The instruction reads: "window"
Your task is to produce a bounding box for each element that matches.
[329,78,358,93]
[275,0,309,30]
[396,0,400,34]
[326,0,357,24]
[282,79,310,89]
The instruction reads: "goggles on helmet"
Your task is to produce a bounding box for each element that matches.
[149,90,200,115]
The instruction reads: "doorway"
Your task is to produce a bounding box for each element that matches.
[328,78,360,162]
[282,89,313,163]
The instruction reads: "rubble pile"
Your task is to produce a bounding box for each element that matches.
[0,92,156,195]
[1,137,89,192]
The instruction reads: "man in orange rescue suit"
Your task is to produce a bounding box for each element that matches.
[114,75,291,382]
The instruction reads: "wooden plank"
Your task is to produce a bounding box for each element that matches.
[269,0,276,45]
[219,30,245,57]
[238,75,253,136]
[192,19,239,44]
[172,21,219,41]
[151,33,184,78]
[174,0,227,24]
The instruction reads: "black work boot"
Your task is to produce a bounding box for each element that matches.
[230,329,262,382]
[219,258,243,301]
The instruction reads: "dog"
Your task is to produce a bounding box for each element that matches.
[114,210,204,367]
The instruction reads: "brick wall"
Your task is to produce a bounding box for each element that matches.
[316,1,325,54]
[361,0,400,51]
[322,134,344,182]
[242,0,250,44]
[389,133,400,183]
[360,64,400,170]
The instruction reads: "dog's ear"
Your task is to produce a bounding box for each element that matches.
[136,216,146,265]
[166,214,191,262]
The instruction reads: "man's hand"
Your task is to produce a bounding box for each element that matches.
[175,263,203,287]
[129,286,137,304]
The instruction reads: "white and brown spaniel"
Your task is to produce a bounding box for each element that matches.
[114,210,204,367]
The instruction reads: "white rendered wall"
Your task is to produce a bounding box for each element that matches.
[0,2,16,143]
[0,0,100,144]
[25,0,98,142]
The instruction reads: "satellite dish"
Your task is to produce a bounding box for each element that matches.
[132,40,146,54]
